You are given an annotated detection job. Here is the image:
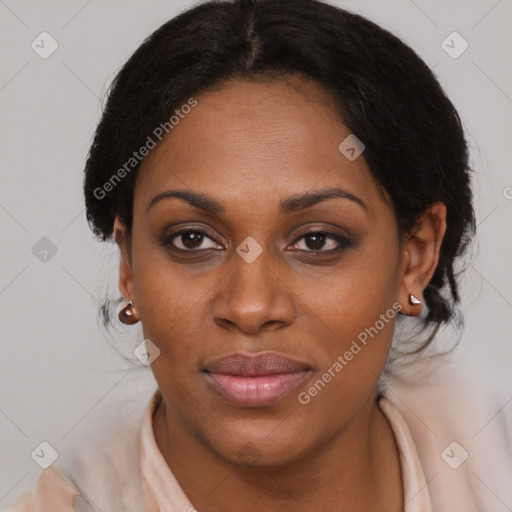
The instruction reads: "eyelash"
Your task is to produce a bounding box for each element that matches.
[161,228,352,255]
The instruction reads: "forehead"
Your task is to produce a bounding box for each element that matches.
[135,76,386,216]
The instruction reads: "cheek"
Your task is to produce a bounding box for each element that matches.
[135,280,209,361]
[294,278,399,433]
[299,277,397,387]
[296,237,400,342]
[130,235,211,363]
[294,237,400,394]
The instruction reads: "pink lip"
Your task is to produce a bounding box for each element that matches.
[203,352,310,407]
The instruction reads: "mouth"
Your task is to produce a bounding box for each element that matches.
[202,352,311,408]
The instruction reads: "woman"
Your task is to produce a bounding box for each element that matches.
[5,0,510,510]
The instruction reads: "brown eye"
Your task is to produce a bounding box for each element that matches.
[165,230,222,251]
[289,231,352,253]
[304,232,327,250]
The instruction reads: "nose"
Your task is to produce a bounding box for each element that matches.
[212,251,296,335]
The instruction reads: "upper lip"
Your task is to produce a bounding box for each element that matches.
[203,352,310,376]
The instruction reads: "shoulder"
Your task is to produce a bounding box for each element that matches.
[2,465,78,512]
[382,358,512,511]
[3,373,157,512]
[53,383,153,512]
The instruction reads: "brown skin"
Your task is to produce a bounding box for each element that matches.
[114,75,446,511]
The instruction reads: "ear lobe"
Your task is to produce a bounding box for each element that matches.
[114,215,135,302]
[398,202,447,316]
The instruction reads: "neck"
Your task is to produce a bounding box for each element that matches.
[153,394,402,512]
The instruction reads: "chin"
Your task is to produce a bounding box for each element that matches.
[206,425,313,468]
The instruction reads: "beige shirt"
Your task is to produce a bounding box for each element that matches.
[3,388,432,511]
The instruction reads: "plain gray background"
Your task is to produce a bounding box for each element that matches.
[1,0,511,506]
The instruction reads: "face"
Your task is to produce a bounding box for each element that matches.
[115,75,441,466]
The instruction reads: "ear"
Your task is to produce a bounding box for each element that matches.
[114,215,135,303]
[397,202,447,316]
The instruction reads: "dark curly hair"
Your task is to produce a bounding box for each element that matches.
[84,0,475,349]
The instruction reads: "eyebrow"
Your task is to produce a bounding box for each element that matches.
[146,187,367,215]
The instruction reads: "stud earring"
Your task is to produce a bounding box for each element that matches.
[118,300,140,325]
[408,294,422,305]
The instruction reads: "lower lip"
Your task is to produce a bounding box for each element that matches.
[204,371,309,407]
